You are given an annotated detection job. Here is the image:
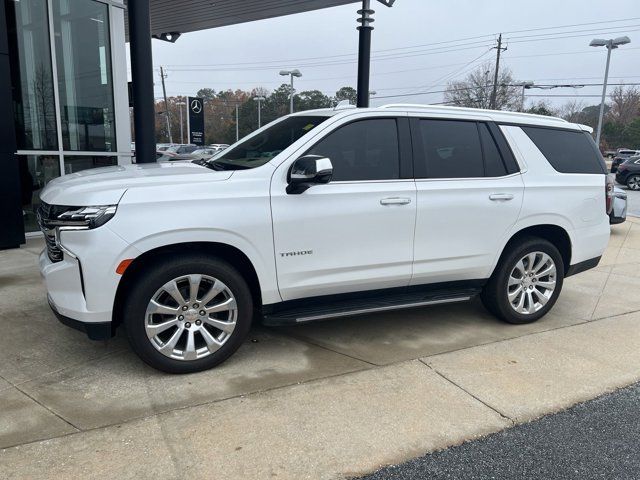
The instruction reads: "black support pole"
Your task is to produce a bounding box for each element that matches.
[0,0,23,249]
[356,0,374,108]
[129,0,156,163]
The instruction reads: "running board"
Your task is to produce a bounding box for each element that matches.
[262,285,481,327]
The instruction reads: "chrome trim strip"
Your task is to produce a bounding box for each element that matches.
[295,296,472,323]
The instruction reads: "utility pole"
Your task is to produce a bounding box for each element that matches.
[159,66,173,143]
[489,34,507,110]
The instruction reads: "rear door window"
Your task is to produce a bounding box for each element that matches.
[521,126,606,174]
[415,119,484,178]
[479,123,508,177]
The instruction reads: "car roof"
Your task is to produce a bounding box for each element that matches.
[289,104,585,131]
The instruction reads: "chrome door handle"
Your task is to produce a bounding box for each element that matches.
[380,197,412,205]
[489,193,514,201]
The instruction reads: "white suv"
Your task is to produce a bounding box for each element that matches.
[38,104,611,373]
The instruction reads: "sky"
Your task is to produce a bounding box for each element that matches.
[145,0,640,110]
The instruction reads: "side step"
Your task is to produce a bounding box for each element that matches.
[262,285,481,327]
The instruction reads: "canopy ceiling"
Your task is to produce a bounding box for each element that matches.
[126,0,359,38]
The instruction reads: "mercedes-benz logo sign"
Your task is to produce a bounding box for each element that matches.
[190,99,202,114]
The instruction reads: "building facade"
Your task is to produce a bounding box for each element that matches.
[0,0,376,249]
[2,0,130,246]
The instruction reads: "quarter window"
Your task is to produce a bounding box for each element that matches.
[522,126,606,174]
[307,119,400,181]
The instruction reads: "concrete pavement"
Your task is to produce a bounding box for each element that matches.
[1,219,640,479]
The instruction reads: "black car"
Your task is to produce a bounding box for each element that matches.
[615,155,640,190]
[611,149,639,172]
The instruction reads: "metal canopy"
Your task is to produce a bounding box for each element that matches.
[126,0,359,38]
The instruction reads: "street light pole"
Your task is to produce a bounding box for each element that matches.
[590,36,631,148]
[279,69,302,114]
[515,81,533,111]
[235,104,239,142]
[176,101,186,144]
[253,96,265,128]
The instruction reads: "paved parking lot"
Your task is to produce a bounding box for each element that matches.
[2,219,640,479]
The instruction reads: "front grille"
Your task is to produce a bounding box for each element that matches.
[38,202,64,263]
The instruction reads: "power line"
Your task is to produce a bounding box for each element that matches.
[156,18,640,72]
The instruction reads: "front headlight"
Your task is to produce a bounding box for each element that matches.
[48,205,117,230]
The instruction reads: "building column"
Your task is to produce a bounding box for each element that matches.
[356,0,374,108]
[0,0,23,249]
[129,0,156,163]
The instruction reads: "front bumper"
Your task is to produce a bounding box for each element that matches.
[48,297,113,340]
[39,224,141,337]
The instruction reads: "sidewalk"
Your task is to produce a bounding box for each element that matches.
[1,219,639,479]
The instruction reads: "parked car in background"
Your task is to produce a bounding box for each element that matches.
[190,148,219,160]
[611,149,640,173]
[38,104,610,373]
[615,156,640,190]
[157,144,176,152]
[610,187,627,224]
[207,144,230,154]
[165,144,199,155]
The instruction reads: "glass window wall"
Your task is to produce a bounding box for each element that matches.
[7,0,58,150]
[53,0,116,152]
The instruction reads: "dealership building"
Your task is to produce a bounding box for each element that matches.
[1,0,387,249]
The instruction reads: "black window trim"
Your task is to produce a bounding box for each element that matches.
[301,116,410,183]
[409,117,520,180]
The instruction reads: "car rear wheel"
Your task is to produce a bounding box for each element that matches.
[481,237,564,324]
[627,175,640,191]
[123,255,253,373]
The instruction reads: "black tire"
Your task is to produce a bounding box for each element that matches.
[626,175,640,191]
[481,236,564,325]
[123,254,253,373]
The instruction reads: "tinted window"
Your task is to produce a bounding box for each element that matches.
[522,127,606,174]
[479,123,508,177]
[417,120,483,178]
[308,119,400,181]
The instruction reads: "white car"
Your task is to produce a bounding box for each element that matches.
[38,104,611,373]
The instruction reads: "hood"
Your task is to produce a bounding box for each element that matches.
[40,162,233,206]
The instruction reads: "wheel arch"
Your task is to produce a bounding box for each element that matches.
[495,224,572,276]
[112,242,263,328]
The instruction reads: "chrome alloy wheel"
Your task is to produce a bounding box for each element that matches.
[507,252,557,315]
[144,274,238,361]
[628,176,640,191]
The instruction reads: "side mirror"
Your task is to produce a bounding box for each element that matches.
[286,155,333,194]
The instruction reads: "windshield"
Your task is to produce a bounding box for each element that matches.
[205,115,329,170]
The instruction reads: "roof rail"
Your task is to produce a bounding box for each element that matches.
[379,103,569,124]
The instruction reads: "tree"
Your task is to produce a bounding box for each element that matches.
[623,118,640,148]
[443,62,521,110]
[334,86,357,105]
[195,88,216,102]
[525,101,556,117]
[558,100,587,123]
[608,85,640,126]
[297,90,332,110]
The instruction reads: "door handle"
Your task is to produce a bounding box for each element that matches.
[489,193,514,201]
[380,197,412,206]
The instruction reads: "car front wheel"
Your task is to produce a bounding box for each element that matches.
[123,255,253,373]
[481,237,564,324]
